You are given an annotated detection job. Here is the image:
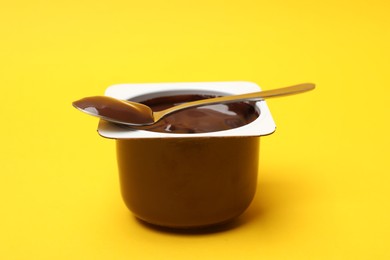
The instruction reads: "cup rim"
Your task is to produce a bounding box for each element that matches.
[97,81,276,139]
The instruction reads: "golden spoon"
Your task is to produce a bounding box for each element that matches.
[72,83,315,126]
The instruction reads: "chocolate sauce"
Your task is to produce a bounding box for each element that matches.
[137,94,259,133]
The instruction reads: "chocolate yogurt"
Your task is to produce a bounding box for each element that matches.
[138,94,259,133]
[97,82,276,229]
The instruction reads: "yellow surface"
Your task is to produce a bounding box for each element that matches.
[1,0,389,259]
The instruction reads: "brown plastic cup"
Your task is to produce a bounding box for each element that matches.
[98,82,276,228]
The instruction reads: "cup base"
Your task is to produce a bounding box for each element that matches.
[135,214,243,231]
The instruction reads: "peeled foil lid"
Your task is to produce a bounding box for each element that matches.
[97,82,276,139]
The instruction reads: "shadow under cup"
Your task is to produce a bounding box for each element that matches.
[98,82,276,229]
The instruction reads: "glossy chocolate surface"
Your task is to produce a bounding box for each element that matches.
[137,94,259,133]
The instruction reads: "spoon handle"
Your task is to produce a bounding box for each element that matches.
[154,83,315,121]
[232,83,316,101]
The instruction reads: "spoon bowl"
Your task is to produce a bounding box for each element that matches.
[73,96,155,125]
[73,83,315,127]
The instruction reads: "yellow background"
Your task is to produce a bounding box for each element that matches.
[1,0,389,259]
